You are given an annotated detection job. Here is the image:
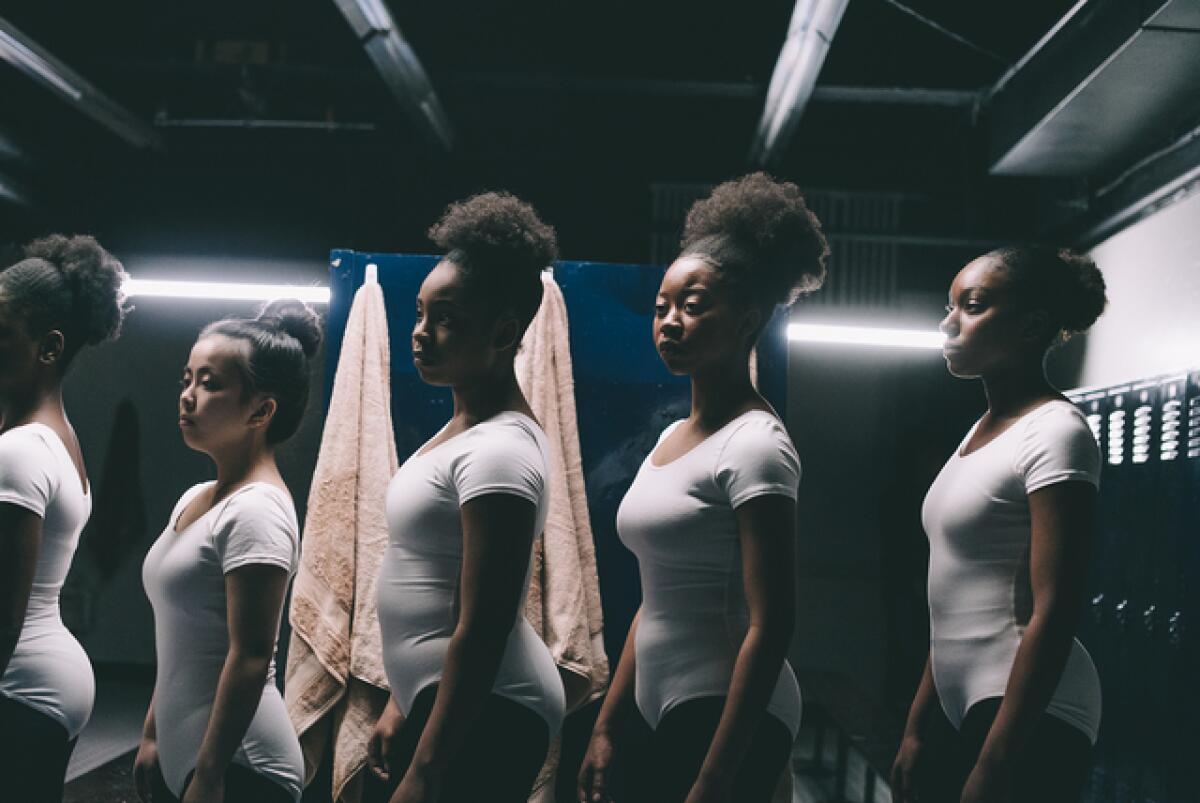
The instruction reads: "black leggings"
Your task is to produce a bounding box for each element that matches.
[149,762,294,803]
[362,684,551,803]
[633,697,793,803]
[919,697,1093,803]
[0,693,77,803]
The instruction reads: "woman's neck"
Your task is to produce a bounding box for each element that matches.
[981,357,1057,418]
[689,358,762,428]
[450,365,528,424]
[0,384,66,434]
[211,438,277,493]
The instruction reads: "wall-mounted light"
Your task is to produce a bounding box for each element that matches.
[788,323,944,349]
[124,279,330,304]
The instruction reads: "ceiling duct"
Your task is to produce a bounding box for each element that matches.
[985,0,1200,178]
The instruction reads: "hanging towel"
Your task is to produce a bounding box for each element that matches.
[516,272,611,796]
[285,271,397,803]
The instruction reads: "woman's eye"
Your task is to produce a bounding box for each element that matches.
[684,303,701,314]
[654,304,667,317]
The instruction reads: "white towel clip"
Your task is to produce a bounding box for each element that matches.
[366,263,378,284]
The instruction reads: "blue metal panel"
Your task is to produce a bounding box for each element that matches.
[325,251,790,663]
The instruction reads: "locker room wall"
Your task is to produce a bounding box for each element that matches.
[1048,191,1200,390]
[59,251,327,667]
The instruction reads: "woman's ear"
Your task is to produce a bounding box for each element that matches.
[1021,309,1052,344]
[492,315,522,354]
[739,307,764,345]
[38,330,66,366]
[247,396,278,431]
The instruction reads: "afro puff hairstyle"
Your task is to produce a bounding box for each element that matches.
[680,172,829,311]
[428,191,558,329]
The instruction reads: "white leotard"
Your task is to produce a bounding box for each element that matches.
[0,423,94,739]
[142,482,304,799]
[922,400,1102,742]
[378,411,566,734]
[617,411,803,739]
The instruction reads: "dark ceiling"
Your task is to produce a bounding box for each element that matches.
[1,0,1193,271]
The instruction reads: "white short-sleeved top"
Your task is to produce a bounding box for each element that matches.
[378,411,566,734]
[0,423,94,738]
[922,400,1102,742]
[142,482,304,800]
[617,411,803,738]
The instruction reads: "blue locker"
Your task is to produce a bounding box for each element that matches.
[323,250,790,670]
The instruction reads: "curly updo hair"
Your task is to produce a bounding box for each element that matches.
[0,234,129,366]
[201,299,322,445]
[427,191,558,331]
[988,246,1108,344]
[680,172,829,312]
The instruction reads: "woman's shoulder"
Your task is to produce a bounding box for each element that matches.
[0,422,56,456]
[1019,399,1093,440]
[474,411,547,451]
[213,481,297,530]
[719,409,795,455]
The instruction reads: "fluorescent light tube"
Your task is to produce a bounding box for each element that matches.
[788,323,945,349]
[124,279,330,304]
[0,26,82,99]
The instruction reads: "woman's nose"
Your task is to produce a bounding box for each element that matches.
[938,312,955,336]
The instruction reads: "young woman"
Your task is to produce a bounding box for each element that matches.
[0,235,127,801]
[365,192,565,803]
[578,173,829,803]
[890,246,1108,803]
[136,300,319,803]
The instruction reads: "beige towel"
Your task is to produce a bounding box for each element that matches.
[285,275,397,803]
[516,273,611,796]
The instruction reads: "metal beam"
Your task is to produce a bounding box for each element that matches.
[748,0,851,167]
[330,0,453,150]
[1071,122,1200,247]
[445,73,979,109]
[0,16,161,150]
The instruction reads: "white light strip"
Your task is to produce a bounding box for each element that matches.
[787,323,945,349]
[123,279,330,304]
[0,28,83,100]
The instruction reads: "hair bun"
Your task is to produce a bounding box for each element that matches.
[427,191,558,278]
[257,298,322,359]
[681,172,829,307]
[1056,249,1107,335]
[23,234,128,345]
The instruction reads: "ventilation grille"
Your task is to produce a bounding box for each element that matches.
[650,183,901,309]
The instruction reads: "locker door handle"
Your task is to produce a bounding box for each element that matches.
[1090,593,1104,625]
[1114,599,1129,629]
[1142,604,1157,635]
[1168,611,1184,647]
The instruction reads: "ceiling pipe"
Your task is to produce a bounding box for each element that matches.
[0,15,161,150]
[330,0,454,150]
[748,0,851,167]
